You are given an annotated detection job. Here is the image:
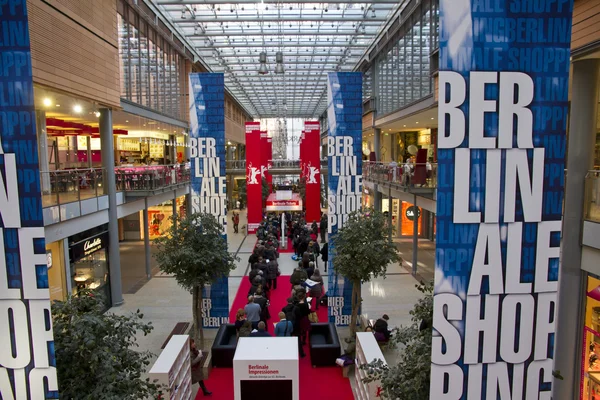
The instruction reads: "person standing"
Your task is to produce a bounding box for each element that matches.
[266,256,279,290]
[244,296,262,329]
[319,214,327,243]
[320,242,328,272]
[274,312,293,337]
[232,212,240,233]
[190,339,212,396]
[249,321,272,337]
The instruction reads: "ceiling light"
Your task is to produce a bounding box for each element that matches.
[94,111,101,118]
[73,105,82,113]
[181,6,186,19]
[55,104,60,107]
[258,52,269,75]
[431,117,435,120]
[43,98,52,107]
[416,122,419,124]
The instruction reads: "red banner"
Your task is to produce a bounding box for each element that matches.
[266,136,273,191]
[303,122,321,224]
[245,122,262,233]
[260,131,272,192]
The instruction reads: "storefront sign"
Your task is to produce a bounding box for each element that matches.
[0,1,60,397]
[405,206,420,221]
[265,193,303,212]
[430,1,573,398]
[189,73,230,329]
[246,122,262,233]
[327,72,363,326]
[303,122,321,223]
[70,232,108,262]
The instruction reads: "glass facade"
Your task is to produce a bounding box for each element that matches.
[372,0,439,116]
[117,8,185,121]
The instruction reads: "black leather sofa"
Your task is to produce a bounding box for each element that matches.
[309,322,341,366]
[211,324,238,367]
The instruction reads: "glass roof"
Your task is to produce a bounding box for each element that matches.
[152,0,401,118]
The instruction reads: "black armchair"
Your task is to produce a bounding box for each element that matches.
[211,323,238,367]
[309,322,341,366]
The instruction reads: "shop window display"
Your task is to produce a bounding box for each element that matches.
[70,231,111,307]
[581,275,600,399]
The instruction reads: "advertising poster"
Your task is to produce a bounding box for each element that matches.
[430,0,573,398]
[189,73,229,328]
[303,122,321,224]
[246,122,262,233]
[0,1,60,398]
[326,72,363,325]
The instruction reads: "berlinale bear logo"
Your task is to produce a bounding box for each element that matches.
[247,163,261,184]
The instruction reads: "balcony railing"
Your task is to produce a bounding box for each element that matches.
[115,165,190,192]
[363,161,438,189]
[41,168,106,208]
[41,165,190,208]
[585,170,600,223]
[226,159,329,171]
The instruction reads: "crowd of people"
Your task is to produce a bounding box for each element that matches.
[232,212,327,358]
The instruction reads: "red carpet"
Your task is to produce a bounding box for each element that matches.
[278,237,295,253]
[196,276,352,400]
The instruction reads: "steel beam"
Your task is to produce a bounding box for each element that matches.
[184,31,377,36]
[170,17,388,23]
[157,0,399,4]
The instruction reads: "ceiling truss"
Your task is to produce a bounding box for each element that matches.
[152,0,400,117]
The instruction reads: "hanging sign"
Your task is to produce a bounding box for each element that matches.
[0,1,60,397]
[246,122,262,233]
[189,73,230,329]
[326,72,363,326]
[303,122,321,224]
[430,0,573,398]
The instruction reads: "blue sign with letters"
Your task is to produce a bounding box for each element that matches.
[189,73,229,328]
[0,0,59,398]
[326,72,363,326]
[431,0,573,398]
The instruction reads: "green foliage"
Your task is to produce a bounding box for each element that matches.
[237,180,247,208]
[361,281,433,400]
[262,176,270,202]
[332,208,400,284]
[52,291,160,400]
[332,208,400,334]
[153,212,238,344]
[153,212,237,291]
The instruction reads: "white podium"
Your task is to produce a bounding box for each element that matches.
[233,337,299,400]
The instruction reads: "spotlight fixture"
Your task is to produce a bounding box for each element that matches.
[274,51,284,74]
[43,98,52,107]
[73,105,82,113]
[181,6,186,19]
[258,52,269,75]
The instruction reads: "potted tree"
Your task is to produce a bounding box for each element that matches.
[52,291,161,399]
[332,208,400,336]
[153,212,238,345]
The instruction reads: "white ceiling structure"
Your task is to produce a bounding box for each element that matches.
[152,0,402,118]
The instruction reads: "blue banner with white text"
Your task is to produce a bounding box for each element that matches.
[0,0,60,398]
[326,72,363,326]
[189,73,229,328]
[430,0,573,398]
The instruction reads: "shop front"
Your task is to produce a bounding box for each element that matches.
[46,240,68,302]
[69,228,111,307]
[143,196,187,240]
[581,274,600,399]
